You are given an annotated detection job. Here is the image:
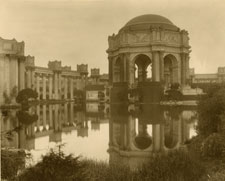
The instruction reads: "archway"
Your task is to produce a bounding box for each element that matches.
[134,118,152,150]
[163,54,178,87]
[134,54,152,83]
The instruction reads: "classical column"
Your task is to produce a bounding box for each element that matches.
[18,58,25,90]
[36,105,40,132]
[49,105,53,129]
[43,105,47,130]
[125,53,130,84]
[58,73,62,100]
[152,51,160,82]
[58,105,62,130]
[123,54,127,82]
[152,124,161,152]
[70,77,74,100]
[159,51,164,82]
[43,75,46,100]
[126,115,134,150]
[64,104,68,124]
[64,77,68,99]
[108,57,113,85]
[138,67,144,82]
[54,72,58,99]
[27,69,32,88]
[185,56,190,84]
[27,125,32,137]
[36,74,40,100]
[181,53,187,85]
[49,75,53,99]
[70,103,74,123]
[160,124,165,151]
[31,70,35,89]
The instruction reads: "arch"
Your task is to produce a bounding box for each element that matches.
[133,54,152,83]
[133,118,152,150]
[113,57,123,82]
[163,54,178,87]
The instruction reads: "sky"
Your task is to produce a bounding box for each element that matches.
[0,0,225,74]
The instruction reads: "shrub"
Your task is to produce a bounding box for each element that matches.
[17,150,86,181]
[1,149,26,180]
[83,159,140,181]
[201,133,225,159]
[186,135,204,159]
[138,149,206,181]
[197,85,225,137]
[208,170,225,181]
[16,88,38,104]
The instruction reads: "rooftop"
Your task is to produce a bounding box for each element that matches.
[121,14,179,31]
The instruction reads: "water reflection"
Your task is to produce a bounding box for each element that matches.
[108,104,197,169]
[1,103,197,166]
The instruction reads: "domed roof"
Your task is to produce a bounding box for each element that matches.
[121,14,179,31]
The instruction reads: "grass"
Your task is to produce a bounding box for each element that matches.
[14,149,206,181]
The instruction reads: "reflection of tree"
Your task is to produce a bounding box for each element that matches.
[3,86,18,104]
[165,106,182,121]
[1,110,19,141]
[16,111,38,126]
[1,108,39,142]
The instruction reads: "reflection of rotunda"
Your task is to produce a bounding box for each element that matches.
[108,104,193,169]
[107,14,190,88]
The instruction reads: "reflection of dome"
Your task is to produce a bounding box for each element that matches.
[122,14,178,31]
[134,136,152,150]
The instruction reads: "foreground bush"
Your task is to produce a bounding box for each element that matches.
[83,160,141,181]
[208,170,225,181]
[1,149,26,180]
[17,149,206,181]
[197,85,225,137]
[84,149,206,181]
[139,149,206,181]
[17,150,86,181]
[201,133,225,159]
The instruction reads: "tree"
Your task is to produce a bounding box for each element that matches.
[197,84,225,137]
[16,88,38,104]
[165,83,182,101]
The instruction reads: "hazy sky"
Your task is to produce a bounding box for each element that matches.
[1,0,225,74]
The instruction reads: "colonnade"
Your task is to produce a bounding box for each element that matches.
[109,51,190,86]
[109,110,191,152]
[25,68,76,100]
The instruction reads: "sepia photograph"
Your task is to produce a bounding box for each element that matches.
[0,0,225,180]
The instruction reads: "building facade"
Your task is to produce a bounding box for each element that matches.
[25,58,88,100]
[190,67,225,84]
[0,37,109,105]
[0,37,25,105]
[107,14,191,88]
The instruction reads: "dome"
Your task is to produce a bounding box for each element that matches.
[121,14,179,31]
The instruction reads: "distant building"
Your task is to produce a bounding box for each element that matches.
[85,84,109,102]
[0,37,109,105]
[190,67,225,84]
[0,37,26,105]
[25,58,87,100]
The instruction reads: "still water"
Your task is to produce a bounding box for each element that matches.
[1,103,197,168]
